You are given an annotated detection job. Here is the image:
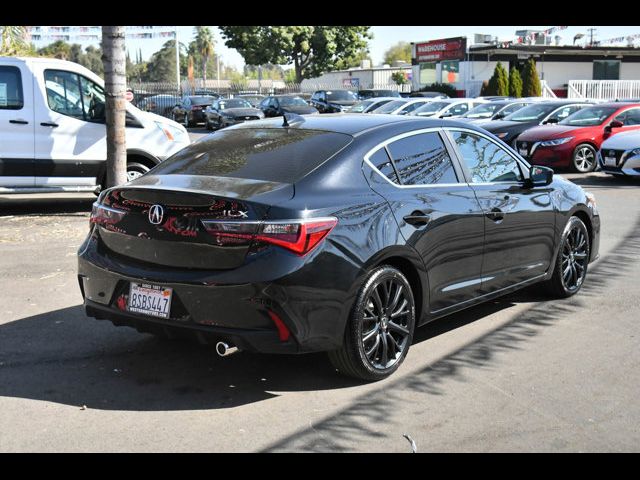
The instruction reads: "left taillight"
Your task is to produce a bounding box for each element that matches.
[90,202,126,229]
[201,217,337,256]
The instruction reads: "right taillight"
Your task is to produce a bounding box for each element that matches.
[201,217,337,256]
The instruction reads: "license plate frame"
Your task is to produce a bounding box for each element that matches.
[127,282,173,319]
[604,156,617,167]
[519,147,528,156]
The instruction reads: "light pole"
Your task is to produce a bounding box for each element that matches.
[175,26,180,91]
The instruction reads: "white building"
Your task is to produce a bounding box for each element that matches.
[300,64,412,92]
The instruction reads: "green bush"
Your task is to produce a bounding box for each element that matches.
[509,67,523,98]
[418,82,458,98]
[487,62,509,96]
[522,59,541,97]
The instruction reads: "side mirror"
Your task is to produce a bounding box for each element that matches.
[543,117,559,124]
[528,165,554,187]
[605,119,624,133]
[440,112,453,118]
[493,113,505,120]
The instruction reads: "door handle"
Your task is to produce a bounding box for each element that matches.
[403,212,432,227]
[486,207,505,222]
[9,119,29,124]
[40,122,59,127]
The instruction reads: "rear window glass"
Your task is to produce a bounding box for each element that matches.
[0,66,24,109]
[152,128,353,183]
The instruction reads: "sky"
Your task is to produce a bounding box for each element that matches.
[134,26,640,70]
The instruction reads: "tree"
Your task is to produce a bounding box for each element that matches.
[0,26,33,55]
[522,58,541,97]
[391,71,408,85]
[383,41,411,65]
[193,26,215,83]
[38,40,72,60]
[487,62,509,96]
[101,26,127,188]
[143,40,187,83]
[219,26,371,83]
[509,66,523,98]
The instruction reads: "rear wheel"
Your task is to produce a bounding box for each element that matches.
[328,265,415,381]
[572,144,597,173]
[126,162,151,182]
[543,216,590,298]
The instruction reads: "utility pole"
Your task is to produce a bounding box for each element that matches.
[258,65,262,95]
[175,26,180,92]
[587,28,597,47]
[217,54,220,86]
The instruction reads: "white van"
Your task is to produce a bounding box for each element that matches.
[0,56,191,193]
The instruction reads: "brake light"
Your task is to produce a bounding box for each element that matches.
[90,202,126,227]
[201,218,337,256]
[192,105,203,110]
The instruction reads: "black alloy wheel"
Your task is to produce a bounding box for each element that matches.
[544,216,590,297]
[329,265,415,381]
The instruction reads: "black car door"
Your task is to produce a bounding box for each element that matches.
[364,129,486,314]
[445,128,556,294]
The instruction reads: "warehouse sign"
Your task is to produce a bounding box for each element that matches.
[415,37,467,62]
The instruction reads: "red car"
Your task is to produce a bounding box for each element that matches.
[515,102,640,172]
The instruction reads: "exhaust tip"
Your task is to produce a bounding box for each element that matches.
[216,341,239,357]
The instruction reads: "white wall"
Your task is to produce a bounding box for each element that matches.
[537,62,593,89]
[621,63,640,80]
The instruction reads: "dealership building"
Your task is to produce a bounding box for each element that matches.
[411,35,640,98]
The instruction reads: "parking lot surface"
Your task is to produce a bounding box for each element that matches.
[1,170,639,452]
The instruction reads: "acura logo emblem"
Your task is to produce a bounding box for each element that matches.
[148,204,164,225]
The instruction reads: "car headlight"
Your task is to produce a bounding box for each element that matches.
[585,191,598,215]
[628,147,640,157]
[154,121,188,142]
[496,132,508,139]
[540,137,573,147]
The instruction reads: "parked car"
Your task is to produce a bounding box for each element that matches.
[358,89,401,100]
[516,103,640,172]
[0,56,190,193]
[79,114,599,381]
[479,101,591,147]
[409,91,449,99]
[258,95,319,116]
[233,94,266,108]
[204,98,264,130]
[193,89,222,98]
[372,98,437,115]
[457,100,531,123]
[410,98,489,118]
[475,96,513,101]
[137,94,181,117]
[349,97,398,114]
[171,95,217,127]
[598,129,640,177]
[310,89,359,113]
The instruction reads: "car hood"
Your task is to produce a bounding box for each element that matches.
[481,120,534,132]
[282,105,318,115]
[220,108,263,117]
[518,124,583,141]
[601,129,640,150]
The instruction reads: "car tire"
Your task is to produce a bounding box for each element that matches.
[328,265,416,381]
[205,119,213,131]
[542,216,590,298]
[126,162,151,183]
[572,144,597,173]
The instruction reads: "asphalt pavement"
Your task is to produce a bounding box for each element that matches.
[0,170,639,452]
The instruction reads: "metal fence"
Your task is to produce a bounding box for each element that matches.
[568,80,640,100]
[128,79,413,118]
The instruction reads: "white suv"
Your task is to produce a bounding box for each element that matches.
[0,56,190,193]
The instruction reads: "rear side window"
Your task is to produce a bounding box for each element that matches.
[369,148,399,184]
[152,128,353,183]
[386,132,458,185]
[0,66,24,109]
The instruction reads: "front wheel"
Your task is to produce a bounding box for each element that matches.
[572,144,597,173]
[543,216,590,298]
[328,265,416,381]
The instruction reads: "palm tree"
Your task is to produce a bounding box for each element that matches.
[0,26,29,55]
[194,26,214,84]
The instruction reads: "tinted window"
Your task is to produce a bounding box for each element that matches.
[500,103,527,116]
[44,70,84,120]
[326,90,358,102]
[386,132,458,185]
[0,66,24,109]
[375,100,408,114]
[451,131,523,183]
[504,103,558,122]
[463,103,500,119]
[615,108,640,126]
[369,148,399,184]
[191,96,216,105]
[560,106,617,126]
[448,103,468,116]
[548,105,583,122]
[79,75,106,122]
[152,128,352,183]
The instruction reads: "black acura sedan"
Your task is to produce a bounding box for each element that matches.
[78,114,600,381]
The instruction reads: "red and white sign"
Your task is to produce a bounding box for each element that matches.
[415,37,467,63]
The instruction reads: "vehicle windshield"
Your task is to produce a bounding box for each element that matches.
[375,100,408,113]
[278,96,308,107]
[191,96,216,105]
[559,106,618,126]
[326,90,358,102]
[462,103,501,118]
[368,100,393,111]
[412,101,449,114]
[503,103,558,122]
[351,100,375,113]
[218,99,253,110]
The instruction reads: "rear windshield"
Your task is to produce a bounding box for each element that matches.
[191,96,216,105]
[152,128,353,183]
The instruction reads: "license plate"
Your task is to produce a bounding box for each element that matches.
[128,283,173,319]
[519,148,528,156]
[604,156,617,166]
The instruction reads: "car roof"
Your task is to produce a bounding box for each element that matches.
[583,101,640,108]
[232,113,478,136]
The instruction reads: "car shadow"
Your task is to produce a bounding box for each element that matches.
[564,173,640,188]
[0,194,94,217]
